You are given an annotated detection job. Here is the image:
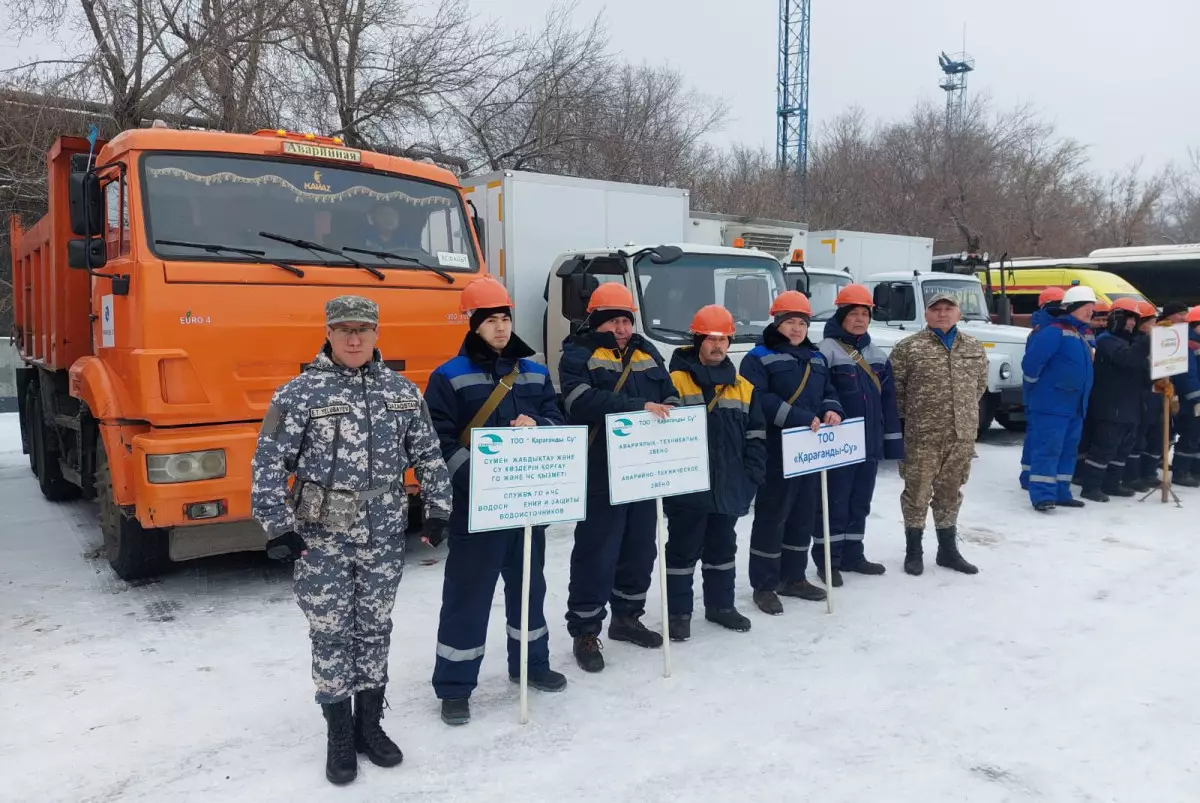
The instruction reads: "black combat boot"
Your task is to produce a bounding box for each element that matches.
[1081,487,1109,503]
[816,566,844,587]
[572,634,604,673]
[321,699,358,785]
[935,527,978,575]
[903,528,924,576]
[668,614,691,642]
[752,589,783,615]
[354,687,403,767]
[440,698,470,727]
[777,579,827,601]
[1107,484,1136,498]
[608,615,663,648]
[705,608,751,632]
[1125,477,1155,493]
[509,668,568,691]
[842,557,886,575]
[1174,472,1200,488]
[1033,500,1056,512]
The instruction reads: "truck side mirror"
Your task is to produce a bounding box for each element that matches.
[466,199,485,254]
[69,171,105,237]
[67,238,107,270]
[561,273,598,325]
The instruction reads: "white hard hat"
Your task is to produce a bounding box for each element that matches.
[1062,286,1097,306]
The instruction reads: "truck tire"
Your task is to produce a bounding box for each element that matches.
[977,394,996,439]
[97,445,169,581]
[995,412,1027,433]
[31,393,80,501]
[23,390,37,476]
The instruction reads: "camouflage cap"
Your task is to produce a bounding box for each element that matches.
[925,292,960,309]
[325,295,378,326]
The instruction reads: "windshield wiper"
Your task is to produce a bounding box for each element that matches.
[650,325,694,340]
[341,246,454,284]
[155,239,305,278]
[257,231,384,281]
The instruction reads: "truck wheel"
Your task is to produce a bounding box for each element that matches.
[31,394,80,501]
[995,412,1027,433]
[977,395,996,439]
[24,390,37,476]
[96,445,169,581]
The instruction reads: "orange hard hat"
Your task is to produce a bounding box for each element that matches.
[769,291,813,318]
[834,284,874,308]
[1110,297,1141,314]
[690,305,736,337]
[1093,299,1112,314]
[1038,287,1066,306]
[459,276,513,313]
[1134,300,1157,319]
[1187,306,1200,323]
[587,282,637,313]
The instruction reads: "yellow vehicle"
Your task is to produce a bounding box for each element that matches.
[978,261,1149,327]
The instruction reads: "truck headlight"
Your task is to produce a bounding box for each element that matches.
[999,363,1012,381]
[147,450,227,484]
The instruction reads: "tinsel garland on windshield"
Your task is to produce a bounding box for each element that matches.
[147,167,456,206]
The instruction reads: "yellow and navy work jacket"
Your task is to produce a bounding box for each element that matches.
[666,346,767,516]
[559,330,680,496]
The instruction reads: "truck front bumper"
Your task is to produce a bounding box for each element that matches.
[997,387,1024,416]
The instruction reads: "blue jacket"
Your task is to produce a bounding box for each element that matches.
[1175,333,1200,417]
[818,318,904,461]
[559,329,680,496]
[1021,309,1094,418]
[1089,330,1152,425]
[425,332,563,532]
[664,347,767,516]
[741,324,844,475]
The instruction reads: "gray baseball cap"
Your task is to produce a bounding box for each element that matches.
[325,295,378,326]
[925,292,960,309]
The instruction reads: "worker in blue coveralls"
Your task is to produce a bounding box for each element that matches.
[560,282,680,673]
[1020,286,1066,490]
[424,277,567,727]
[742,290,843,616]
[815,283,903,584]
[1170,306,1200,487]
[663,304,767,640]
[1020,285,1096,512]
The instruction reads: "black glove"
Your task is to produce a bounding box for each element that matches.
[421,517,448,547]
[265,531,307,562]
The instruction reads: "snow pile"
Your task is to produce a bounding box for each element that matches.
[0,413,1197,802]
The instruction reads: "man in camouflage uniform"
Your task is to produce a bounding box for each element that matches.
[252,295,451,786]
[890,293,988,576]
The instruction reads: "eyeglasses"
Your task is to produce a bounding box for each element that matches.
[329,325,378,338]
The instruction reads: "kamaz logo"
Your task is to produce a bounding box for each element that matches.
[304,169,331,193]
[611,418,633,437]
[477,433,503,455]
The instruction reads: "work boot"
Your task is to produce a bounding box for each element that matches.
[668,614,691,642]
[353,687,403,767]
[935,527,978,575]
[1174,472,1200,488]
[842,558,886,575]
[1126,477,1155,493]
[903,528,924,576]
[777,579,827,601]
[1081,487,1110,503]
[705,608,751,632]
[440,698,470,727]
[816,566,844,587]
[321,699,358,785]
[509,668,568,692]
[753,589,783,615]
[572,634,604,673]
[1106,484,1136,498]
[609,615,663,649]
[1033,501,1056,512]
[1056,498,1085,508]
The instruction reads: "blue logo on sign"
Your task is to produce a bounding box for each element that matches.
[477,433,503,455]
[611,418,633,437]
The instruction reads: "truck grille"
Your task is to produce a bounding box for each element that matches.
[739,232,794,260]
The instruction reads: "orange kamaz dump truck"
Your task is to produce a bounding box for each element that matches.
[13,128,485,579]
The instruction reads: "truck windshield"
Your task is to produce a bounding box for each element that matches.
[635,253,787,344]
[921,279,991,322]
[142,154,477,272]
[805,274,853,321]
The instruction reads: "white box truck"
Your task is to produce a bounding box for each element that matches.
[462,171,789,382]
[687,212,807,262]
[805,230,1029,435]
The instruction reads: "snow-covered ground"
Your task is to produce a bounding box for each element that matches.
[1,411,1197,803]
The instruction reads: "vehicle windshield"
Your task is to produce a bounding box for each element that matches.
[143,154,477,272]
[921,279,991,322]
[1107,291,1148,303]
[635,253,787,344]
[805,273,853,321]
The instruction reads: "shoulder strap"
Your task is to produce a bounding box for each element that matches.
[587,352,637,447]
[706,385,726,413]
[458,364,522,447]
[837,342,882,393]
[786,363,812,405]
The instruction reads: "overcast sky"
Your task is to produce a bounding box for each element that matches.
[498,0,1200,174]
[2,0,1196,174]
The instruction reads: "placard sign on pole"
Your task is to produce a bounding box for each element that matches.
[1147,322,1189,507]
[781,416,867,614]
[468,425,588,724]
[604,407,710,678]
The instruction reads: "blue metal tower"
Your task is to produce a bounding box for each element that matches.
[776,0,811,175]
